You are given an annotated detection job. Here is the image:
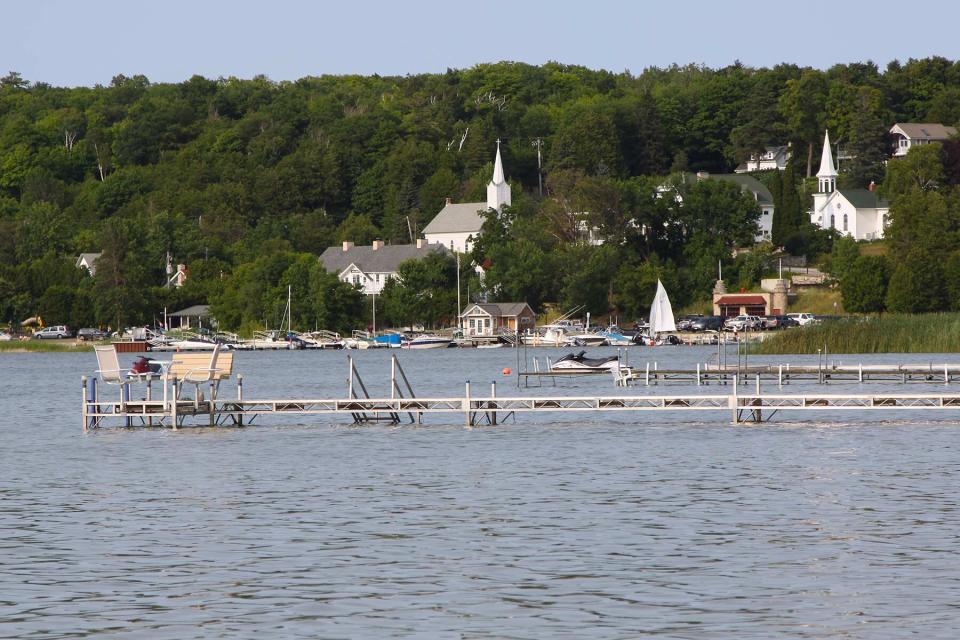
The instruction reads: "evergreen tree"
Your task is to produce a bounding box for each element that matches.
[842,255,888,313]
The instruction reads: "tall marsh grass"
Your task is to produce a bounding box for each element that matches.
[0,340,91,353]
[758,313,960,354]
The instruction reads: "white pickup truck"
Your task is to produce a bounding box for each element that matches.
[786,313,819,326]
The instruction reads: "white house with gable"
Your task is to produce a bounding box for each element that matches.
[809,130,889,240]
[319,239,448,295]
[423,143,511,253]
[735,145,790,173]
[890,122,957,157]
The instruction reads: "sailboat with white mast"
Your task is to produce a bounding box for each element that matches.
[639,279,678,346]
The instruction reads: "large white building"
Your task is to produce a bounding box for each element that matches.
[319,239,447,295]
[422,143,511,253]
[809,130,889,240]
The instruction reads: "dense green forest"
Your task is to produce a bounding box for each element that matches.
[1,58,960,333]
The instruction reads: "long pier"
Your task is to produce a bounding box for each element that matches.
[83,381,960,430]
[81,354,960,431]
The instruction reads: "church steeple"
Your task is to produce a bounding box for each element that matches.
[817,129,837,194]
[486,140,511,212]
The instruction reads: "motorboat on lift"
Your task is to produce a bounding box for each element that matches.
[551,350,622,372]
[521,307,609,346]
[404,334,453,349]
[597,326,634,346]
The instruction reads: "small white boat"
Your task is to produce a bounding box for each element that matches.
[404,334,453,349]
[562,332,609,347]
[639,280,678,345]
[551,351,622,372]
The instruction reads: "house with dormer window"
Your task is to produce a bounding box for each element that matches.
[735,145,790,173]
[319,240,448,295]
[890,123,957,157]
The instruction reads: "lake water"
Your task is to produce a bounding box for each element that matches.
[3,346,960,638]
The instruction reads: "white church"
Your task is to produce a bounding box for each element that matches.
[809,130,889,240]
[422,143,511,253]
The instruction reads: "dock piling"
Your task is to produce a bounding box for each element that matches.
[465,380,472,427]
[237,374,244,425]
[81,376,88,432]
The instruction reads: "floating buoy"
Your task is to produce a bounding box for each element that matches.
[502,367,511,375]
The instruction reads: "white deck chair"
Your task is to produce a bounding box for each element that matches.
[94,344,135,413]
[94,344,126,385]
[171,343,222,404]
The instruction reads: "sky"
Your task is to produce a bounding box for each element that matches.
[5,0,960,87]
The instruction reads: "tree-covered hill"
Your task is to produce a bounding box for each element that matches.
[1,58,959,331]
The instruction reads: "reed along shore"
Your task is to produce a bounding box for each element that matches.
[757,313,960,355]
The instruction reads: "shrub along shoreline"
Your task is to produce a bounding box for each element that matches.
[757,314,960,354]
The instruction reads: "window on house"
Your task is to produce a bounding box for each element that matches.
[843,214,848,231]
[830,215,835,228]
[469,319,475,329]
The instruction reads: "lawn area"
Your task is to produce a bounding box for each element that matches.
[790,287,843,315]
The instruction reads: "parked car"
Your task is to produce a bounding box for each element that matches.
[689,315,725,332]
[33,325,72,339]
[763,315,799,329]
[786,312,818,326]
[724,315,763,331]
[676,315,704,331]
[77,327,108,341]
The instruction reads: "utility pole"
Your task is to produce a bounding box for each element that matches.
[532,137,543,197]
[456,252,462,332]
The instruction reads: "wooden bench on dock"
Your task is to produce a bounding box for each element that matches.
[168,347,234,402]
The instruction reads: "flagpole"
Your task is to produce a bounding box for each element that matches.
[456,252,462,332]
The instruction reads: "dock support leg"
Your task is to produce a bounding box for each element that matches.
[171,378,178,430]
[122,382,131,428]
[731,374,739,424]
[464,381,472,428]
[82,376,88,432]
[490,381,497,425]
[237,374,244,426]
[696,363,701,386]
[147,380,153,427]
[208,381,215,426]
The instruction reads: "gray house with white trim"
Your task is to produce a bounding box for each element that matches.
[319,240,448,295]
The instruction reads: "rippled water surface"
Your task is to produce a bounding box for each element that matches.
[3,346,960,638]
